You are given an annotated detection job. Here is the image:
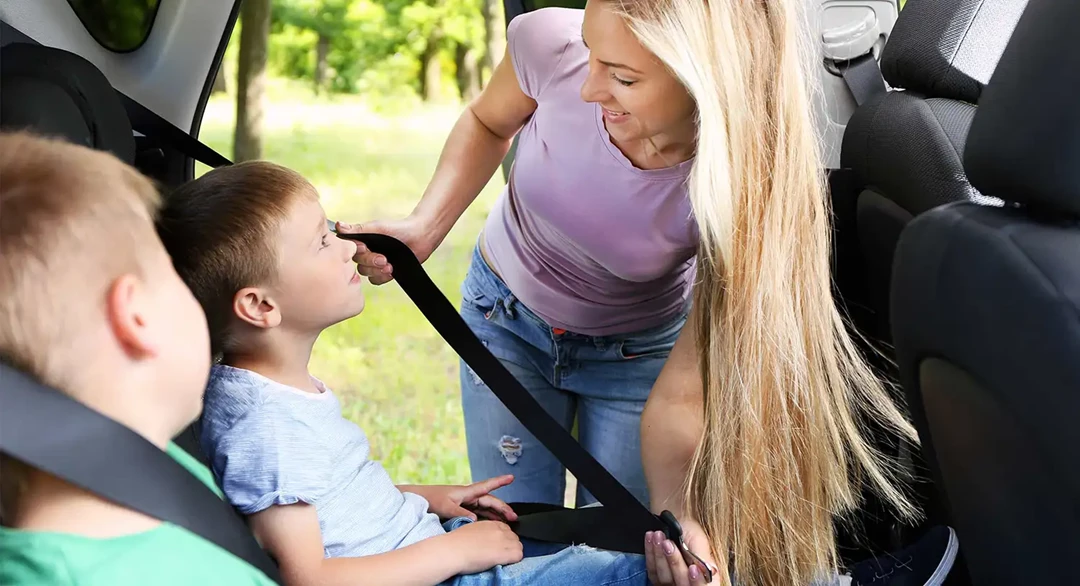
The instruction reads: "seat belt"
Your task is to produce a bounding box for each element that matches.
[839,53,888,106]
[0,363,282,584]
[336,234,713,581]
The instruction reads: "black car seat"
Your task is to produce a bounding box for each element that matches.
[0,41,209,467]
[0,43,135,164]
[891,0,1080,582]
[839,0,1028,350]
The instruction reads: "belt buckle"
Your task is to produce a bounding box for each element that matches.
[659,510,714,583]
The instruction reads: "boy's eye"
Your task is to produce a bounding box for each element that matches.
[611,73,635,87]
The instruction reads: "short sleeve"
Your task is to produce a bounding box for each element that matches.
[209,400,332,515]
[507,8,583,99]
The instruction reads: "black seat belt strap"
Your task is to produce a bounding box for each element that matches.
[839,53,887,106]
[338,234,712,580]
[0,363,282,583]
[339,235,661,532]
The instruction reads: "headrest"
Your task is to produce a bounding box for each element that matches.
[880,0,1028,104]
[964,0,1080,216]
[0,43,134,163]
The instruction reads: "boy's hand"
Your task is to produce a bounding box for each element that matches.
[400,475,518,522]
[445,520,524,574]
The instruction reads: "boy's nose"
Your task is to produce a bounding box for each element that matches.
[343,239,358,260]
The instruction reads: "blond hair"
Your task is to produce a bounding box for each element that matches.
[611,0,919,584]
[0,131,163,516]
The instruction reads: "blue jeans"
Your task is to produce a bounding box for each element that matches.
[440,517,649,586]
[459,243,688,506]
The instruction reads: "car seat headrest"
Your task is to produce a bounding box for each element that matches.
[880,0,1028,104]
[0,43,134,164]
[963,0,1080,216]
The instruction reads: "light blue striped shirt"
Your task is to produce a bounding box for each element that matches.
[200,365,446,557]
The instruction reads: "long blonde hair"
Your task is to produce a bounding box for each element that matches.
[611,0,920,584]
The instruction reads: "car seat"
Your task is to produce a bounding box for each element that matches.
[891,0,1080,582]
[838,0,1028,350]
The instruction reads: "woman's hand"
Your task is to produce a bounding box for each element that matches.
[645,518,719,585]
[335,216,441,285]
[399,475,519,522]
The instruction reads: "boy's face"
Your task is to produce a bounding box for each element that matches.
[271,194,365,333]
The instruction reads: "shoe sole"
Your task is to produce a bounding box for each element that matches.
[925,527,960,586]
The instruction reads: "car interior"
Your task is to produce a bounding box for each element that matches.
[0,0,1077,584]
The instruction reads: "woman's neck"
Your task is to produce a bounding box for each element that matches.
[224,330,322,394]
[609,118,697,171]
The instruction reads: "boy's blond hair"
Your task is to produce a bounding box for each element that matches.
[0,131,162,516]
[156,161,316,358]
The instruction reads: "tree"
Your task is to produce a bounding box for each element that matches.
[455,42,481,101]
[273,0,354,94]
[479,0,503,84]
[235,0,271,162]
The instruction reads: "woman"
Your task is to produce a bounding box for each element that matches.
[343,0,946,583]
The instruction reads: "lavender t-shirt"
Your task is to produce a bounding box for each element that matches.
[482,7,698,337]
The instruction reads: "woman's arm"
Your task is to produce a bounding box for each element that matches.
[344,45,537,284]
[641,307,704,517]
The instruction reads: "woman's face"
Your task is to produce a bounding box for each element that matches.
[580,0,696,150]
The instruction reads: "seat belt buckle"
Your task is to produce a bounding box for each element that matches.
[659,510,714,583]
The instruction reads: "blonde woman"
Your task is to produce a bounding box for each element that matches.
[343,0,957,584]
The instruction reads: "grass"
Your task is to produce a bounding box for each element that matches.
[197,80,502,485]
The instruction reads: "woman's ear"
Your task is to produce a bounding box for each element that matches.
[233,287,282,329]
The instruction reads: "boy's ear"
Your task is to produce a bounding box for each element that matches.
[106,274,159,359]
[233,287,281,329]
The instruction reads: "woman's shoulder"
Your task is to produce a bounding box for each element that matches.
[507,7,586,100]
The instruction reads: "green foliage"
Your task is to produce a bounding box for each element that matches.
[267,0,490,99]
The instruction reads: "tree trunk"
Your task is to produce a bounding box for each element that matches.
[235,0,271,162]
[455,43,481,102]
[480,0,504,85]
[419,33,443,102]
[314,33,330,94]
[211,62,228,95]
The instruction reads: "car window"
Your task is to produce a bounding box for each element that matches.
[66,0,161,53]
[526,0,586,10]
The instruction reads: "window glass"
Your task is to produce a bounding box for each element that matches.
[527,0,586,11]
[66,0,161,53]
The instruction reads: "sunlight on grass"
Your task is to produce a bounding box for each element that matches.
[198,84,501,484]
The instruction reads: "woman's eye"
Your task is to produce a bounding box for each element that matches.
[321,234,330,248]
[611,73,635,87]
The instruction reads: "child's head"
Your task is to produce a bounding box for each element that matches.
[157,161,364,359]
[0,132,210,512]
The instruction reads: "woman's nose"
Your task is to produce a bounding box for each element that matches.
[580,62,607,103]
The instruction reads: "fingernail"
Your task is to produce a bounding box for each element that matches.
[374,257,386,267]
[689,565,701,581]
[663,540,675,555]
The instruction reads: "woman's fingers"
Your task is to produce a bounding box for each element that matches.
[652,533,675,584]
[663,538,691,586]
[645,532,662,584]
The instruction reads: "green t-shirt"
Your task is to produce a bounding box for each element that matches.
[0,443,278,585]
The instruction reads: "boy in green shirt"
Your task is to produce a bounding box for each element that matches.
[0,131,278,585]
